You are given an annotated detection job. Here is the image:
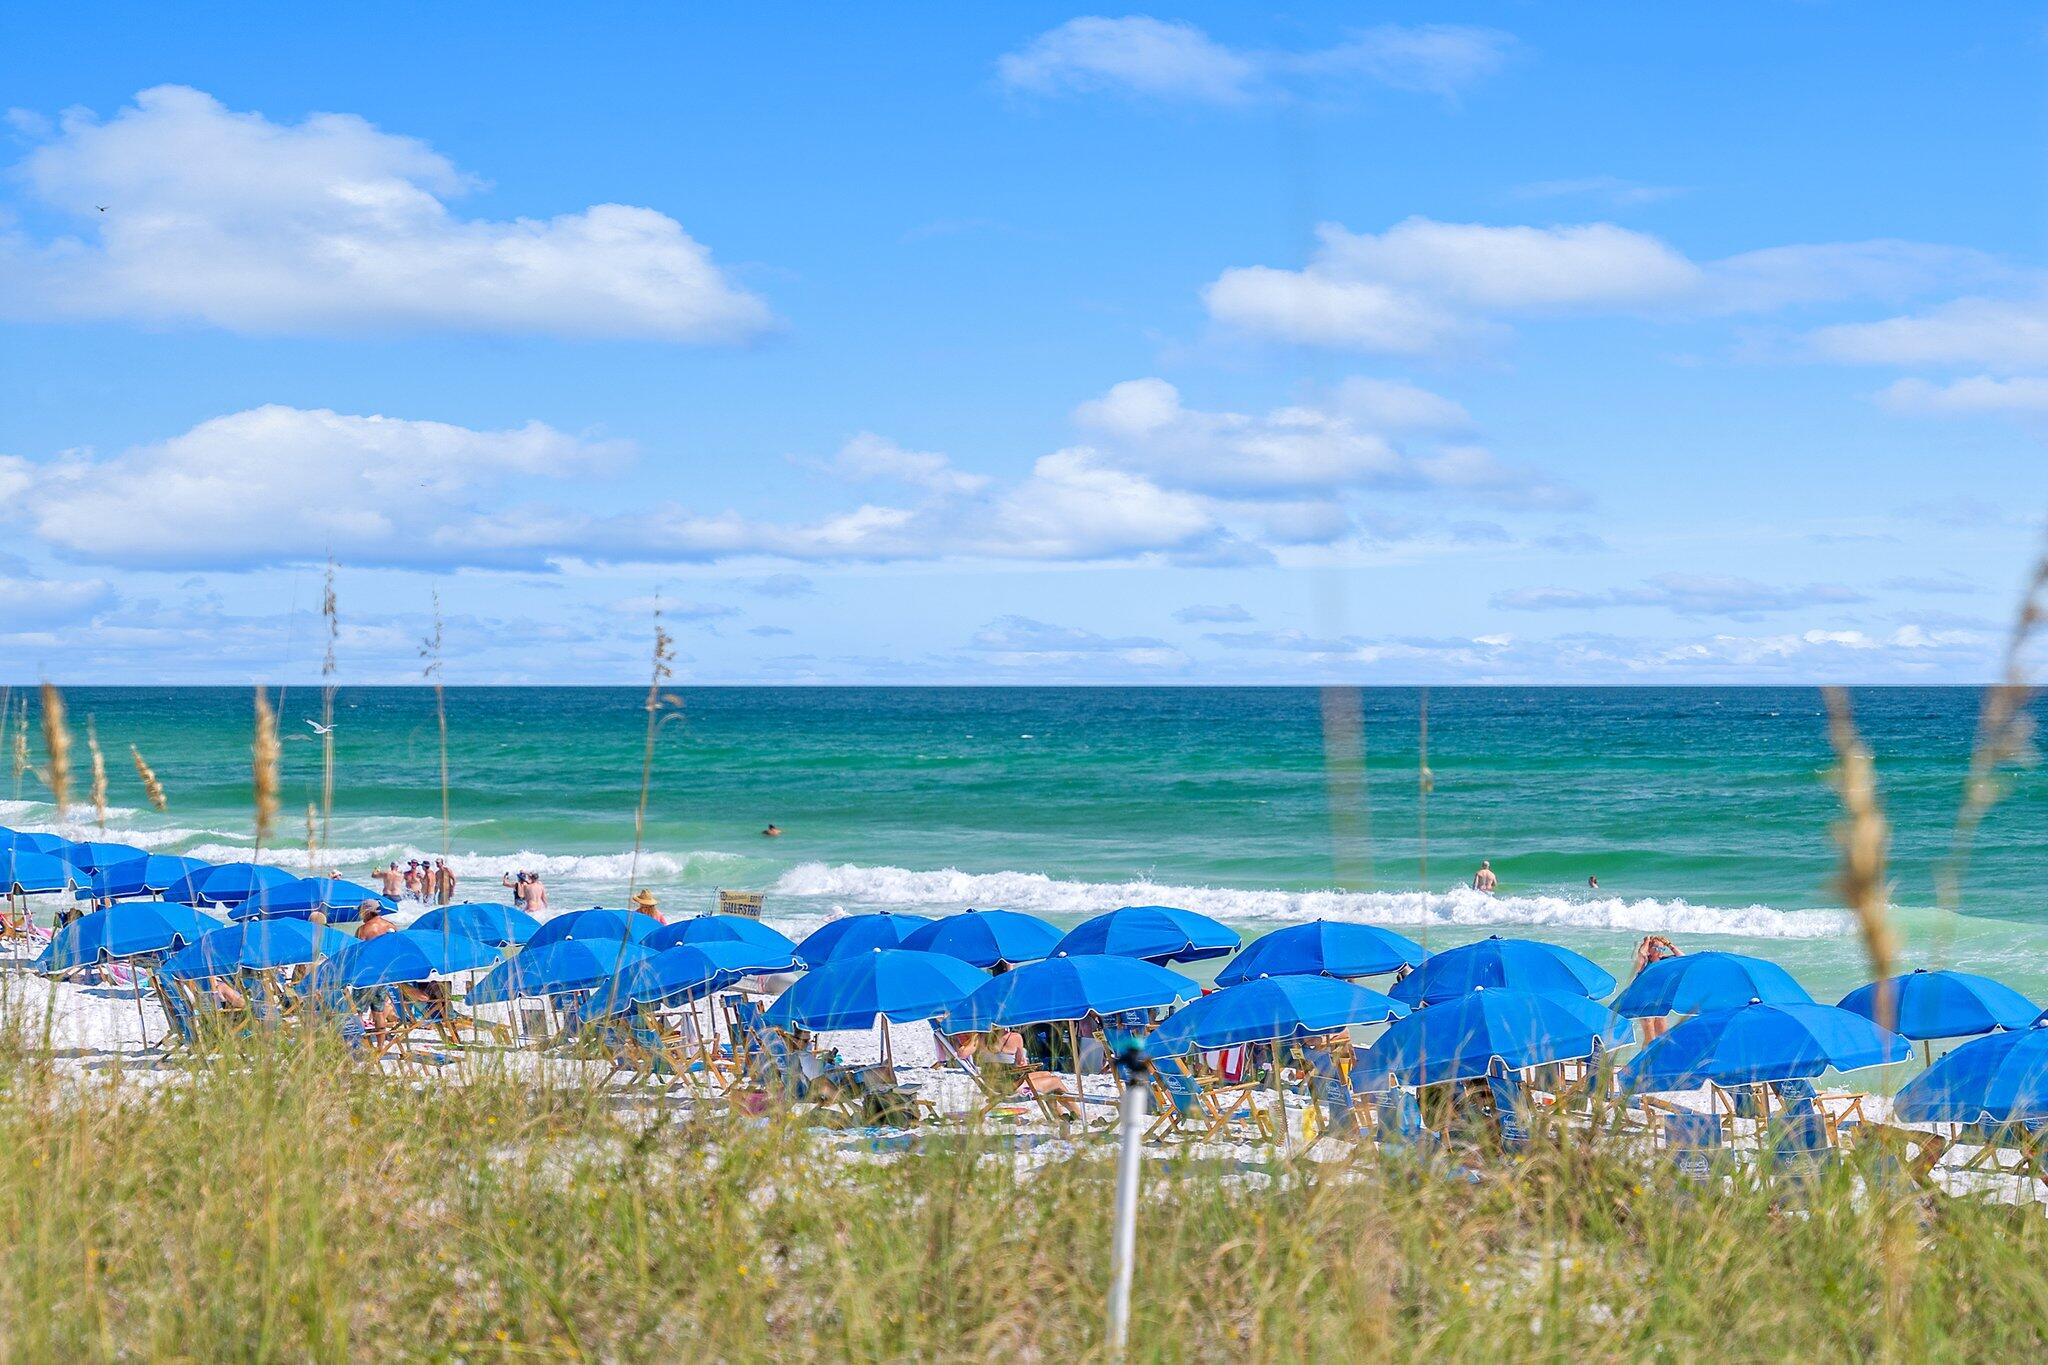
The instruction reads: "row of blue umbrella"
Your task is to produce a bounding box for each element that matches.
[15,817,2048,1129]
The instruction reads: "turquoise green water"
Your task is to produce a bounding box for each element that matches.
[6,686,2045,1005]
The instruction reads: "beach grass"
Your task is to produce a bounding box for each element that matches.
[1,1031,2045,1360]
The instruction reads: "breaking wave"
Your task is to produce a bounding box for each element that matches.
[770,861,1851,941]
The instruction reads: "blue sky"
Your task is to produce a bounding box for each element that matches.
[2,4,2043,683]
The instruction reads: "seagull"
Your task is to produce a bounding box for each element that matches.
[305,720,336,735]
[95,205,107,212]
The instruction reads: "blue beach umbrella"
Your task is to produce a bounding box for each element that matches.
[66,841,147,874]
[411,902,542,948]
[1359,987,1632,1088]
[1,848,84,895]
[161,919,354,981]
[645,914,797,957]
[1216,920,1428,987]
[468,939,655,1005]
[37,902,225,970]
[1892,1022,2048,1127]
[1389,935,1616,1007]
[1619,1001,1910,1092]
[615,942,804,1010]
[306,929,502,992]
[1837,968,2039,1042]
[944,952,1200,1033]
[231,877,395,922]
[75,853,210,903]
[1052,905,1240,965]
[163,862,297,908]
[524,907,662,950]
[901,908,1062,969]
[1612,951,1812,1019]
[794,911,934,964]
[764,948,987,1033]
[6,832,79,858]
[1147,975,1409,1057]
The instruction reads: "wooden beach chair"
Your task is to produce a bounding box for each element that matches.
[1657,1110,1727,1182]
[1146,1055,1266,1141]
[1300,1046,1373,1142]
[1374,1090,1443,1160]
[1763,1112,1838,1186]
[600,1011,735,1092]
[149,975,205,1055]
[1483,1070,1533,1155]
[1852,1123,1950,1193]
[842,1064,941,1127]
[931,1030,1050,1124]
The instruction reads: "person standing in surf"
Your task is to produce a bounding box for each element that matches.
[1473,860,1498,893]
[1630,935,1683,1043]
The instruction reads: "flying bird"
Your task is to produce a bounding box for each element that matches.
[305,720,337,735]
[95,205,107,212]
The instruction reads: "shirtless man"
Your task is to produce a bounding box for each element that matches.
[355,901,397,941]
[375,861,404,898]
[1473,860,1498,893]
[435,858,457,906]
[525,873,549,916]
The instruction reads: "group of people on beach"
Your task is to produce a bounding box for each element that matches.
[375,859,457,905]
[500,870,551,915]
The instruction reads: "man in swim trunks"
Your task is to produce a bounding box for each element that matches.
[375,861,404,898]
[1473,860,1498,893]
[435,858,457,905]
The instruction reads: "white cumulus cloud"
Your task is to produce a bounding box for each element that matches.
[1206,217,1995,354]
[22,405,629,571]
[996,17,1511,104]
[1,86,772,341]
[1812,294,2048,372]
[1876,375,2048,415]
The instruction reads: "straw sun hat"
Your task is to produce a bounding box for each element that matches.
[629,889,659,912]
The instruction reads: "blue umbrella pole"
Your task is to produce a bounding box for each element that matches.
[1070,1021,1085,1136]
[1270,1047,1288,1150]
[130,961,150,1052]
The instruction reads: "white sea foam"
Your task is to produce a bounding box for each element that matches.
[0,805,749,890]
[179,842,748,887]
[769,861,1852,941]
[0,798,143,827]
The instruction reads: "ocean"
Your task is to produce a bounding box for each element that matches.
[6,686,2045,1005]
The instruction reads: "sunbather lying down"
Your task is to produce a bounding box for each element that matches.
[954,1029,1082,1122]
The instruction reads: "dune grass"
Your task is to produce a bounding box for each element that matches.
[0,1027,2044,1361]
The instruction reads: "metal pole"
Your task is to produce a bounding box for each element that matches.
[1107,1043,1150,1360]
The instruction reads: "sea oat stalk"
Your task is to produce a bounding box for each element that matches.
[12,697,30,794]
[419,594,449,860]
[1938,552,2046,920]
[252,687,282,856]
[84,718,107,831]
[38,684,70,821]
[1822,687,1897,991]
[1318,686,1371,891]
[320,558,338,856]
[130,745,168,811]
[628,607,680,898]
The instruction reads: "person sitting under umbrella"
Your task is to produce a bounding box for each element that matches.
[355,901,397,942]
[953,1027,1081,1122]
